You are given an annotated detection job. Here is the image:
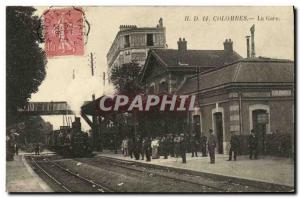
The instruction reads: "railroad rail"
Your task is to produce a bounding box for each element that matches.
[29,157,114,193]
[31,157,71,192]
[76,156,226,192]
[85,156,291,192]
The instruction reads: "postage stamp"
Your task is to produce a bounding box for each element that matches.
[43,8,84,57]
[6,6,295,193]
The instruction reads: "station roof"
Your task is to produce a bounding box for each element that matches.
[177,57,294,94]
[140,49,242,82]
[152,49,242,67]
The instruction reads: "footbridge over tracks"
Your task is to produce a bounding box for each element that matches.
[17,101,73,116]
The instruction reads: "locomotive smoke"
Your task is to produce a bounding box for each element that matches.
[65,73,114,128]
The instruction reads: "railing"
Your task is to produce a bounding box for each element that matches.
[17,101,73,115]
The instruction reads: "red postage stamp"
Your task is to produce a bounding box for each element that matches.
[43,8,84,57]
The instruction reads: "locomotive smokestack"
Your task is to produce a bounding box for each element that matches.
[250,25,255,58]
[246,36,250,58]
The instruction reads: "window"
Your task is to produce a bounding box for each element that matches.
[148,85,155,94]
[159,81,168,93]
[124,35,130,48]
[147,34,154,46]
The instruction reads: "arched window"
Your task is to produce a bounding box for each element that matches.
[148,83,155,94]
[159,80,168,93]
[249,104,270,134]
[149,85,155,94]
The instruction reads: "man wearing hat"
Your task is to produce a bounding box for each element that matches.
[207,129,217,164]
[200,134,208,157]
[248,129,258,159]
[228,131,240,161]
[190,131,199,157]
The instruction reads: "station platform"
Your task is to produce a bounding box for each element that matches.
[96,151,294,188]
[6,154,53,192]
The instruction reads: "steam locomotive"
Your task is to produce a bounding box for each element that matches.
[47,117,92,157]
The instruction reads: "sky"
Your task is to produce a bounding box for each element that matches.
[31,6,294,130]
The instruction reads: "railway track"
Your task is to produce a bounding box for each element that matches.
[76,156,227,192]
[80,156,289,192]
[28,155,292,192]
[28,156,114,193]
[104,158,223,190]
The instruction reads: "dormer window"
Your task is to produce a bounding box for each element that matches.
[149,85,155,94]
[159,80,168,93]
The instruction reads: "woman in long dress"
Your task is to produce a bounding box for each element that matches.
[151,137,160,159]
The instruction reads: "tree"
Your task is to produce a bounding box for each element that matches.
[19,116,49,145]
[6,7,47,125]
[110,62,143,95]
[109,62,143,138]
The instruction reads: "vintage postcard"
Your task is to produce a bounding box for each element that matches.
[6,6,295,193]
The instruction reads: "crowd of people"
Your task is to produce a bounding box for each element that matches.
[120,129,260,164]
[121,133,189,163]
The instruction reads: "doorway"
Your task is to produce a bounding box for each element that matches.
[213,112,224,154]
[252,109,268,154]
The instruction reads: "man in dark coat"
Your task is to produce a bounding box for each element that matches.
[141,137,145,160]
[128,137,134,159]
[143,137,152,162]
[160,135,169,159]
[134,136,142,160]
[248,129,258,159]
[179,133,187,163]
[190,131,199,157]
[168,134,175,157]
[228,131,240,161]
[174,135,180,158]
[35,143,40,155]
[207,129,217,164]
[200,135,208,157]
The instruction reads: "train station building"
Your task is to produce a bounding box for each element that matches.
[82,22,295,157]
[138,38,294,156]
[177,58,294,155]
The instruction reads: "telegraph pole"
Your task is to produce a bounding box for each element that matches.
[197,67,200,104]
[90,52,94,76]
[196,66,201,137]
[103,72,106,86]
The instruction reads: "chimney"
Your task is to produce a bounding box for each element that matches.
[158,18,163,28]
[223,39,233,54]
[119,25,137,31]
[246,36,250,58]
[177,38,187,52]
[250,25,255,58]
